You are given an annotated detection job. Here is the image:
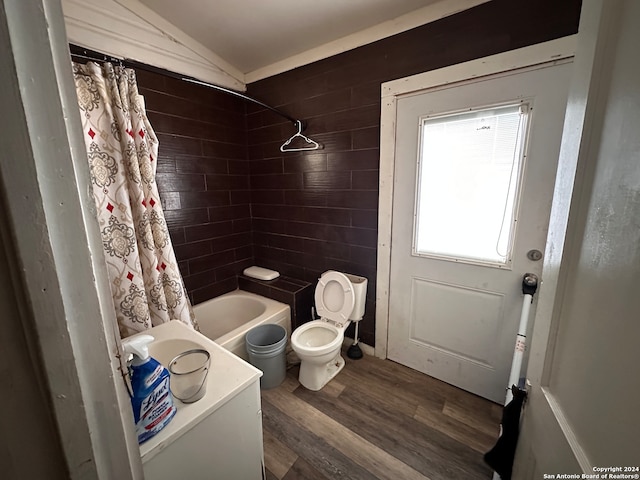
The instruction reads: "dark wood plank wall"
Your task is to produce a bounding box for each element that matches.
[246,0,582,345]
[136,71,253,304]
[142,0,581,339]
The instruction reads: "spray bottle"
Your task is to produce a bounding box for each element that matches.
[122,334,177,444]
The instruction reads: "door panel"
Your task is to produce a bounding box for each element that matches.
[409,278,504,367]
[388,62,572,403]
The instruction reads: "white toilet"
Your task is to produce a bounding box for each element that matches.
[291,270,367,391]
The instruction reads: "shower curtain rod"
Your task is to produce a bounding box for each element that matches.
[69,45,299,125]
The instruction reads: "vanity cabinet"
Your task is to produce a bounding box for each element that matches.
[133,321,264,480]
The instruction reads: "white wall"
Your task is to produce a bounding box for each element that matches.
[546,0,640,464]
[516,0,640,473]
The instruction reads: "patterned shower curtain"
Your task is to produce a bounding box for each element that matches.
[72,61,196,337]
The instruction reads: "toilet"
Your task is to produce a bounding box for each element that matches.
[291,270,367,391]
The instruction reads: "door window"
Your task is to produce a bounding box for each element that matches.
[413,103,530,266]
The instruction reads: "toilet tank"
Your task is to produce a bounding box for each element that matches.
[344,273,367,321]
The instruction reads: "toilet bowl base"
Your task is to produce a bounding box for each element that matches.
[298,353,345,391]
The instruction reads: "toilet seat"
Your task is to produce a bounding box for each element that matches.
[291,320,342,356]
[314,271,355,326]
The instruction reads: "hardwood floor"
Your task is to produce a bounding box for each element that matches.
[261,349,502,480]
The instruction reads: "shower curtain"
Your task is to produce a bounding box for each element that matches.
[72,61,196,337]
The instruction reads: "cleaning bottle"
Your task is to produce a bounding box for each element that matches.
[122,334,177,444]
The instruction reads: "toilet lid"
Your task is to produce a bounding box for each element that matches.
[315,271,355,324]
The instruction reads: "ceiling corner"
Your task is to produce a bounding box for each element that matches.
[113,0,246,88]
[245,0,491,84]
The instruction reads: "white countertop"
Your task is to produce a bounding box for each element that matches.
[130,321,262,463]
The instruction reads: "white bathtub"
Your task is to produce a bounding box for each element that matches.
[193,290,291,361]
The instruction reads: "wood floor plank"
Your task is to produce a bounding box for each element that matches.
[265,467,279,480]
[414,403,497,454]
[295,380,492,480]
[347,355,490,413]
[282,458,330,480]
[438,385,502,420]
[337,367,423,417]
[263,429,298,479]
[279,368,302,393]
[491,402,504,422]
[263,387,432,480]
[347,354,444,388]
[262,397,374,480]
[442,399,501,437]
[345,355,502,436]
[321,376,346,398]
[346,357,450,396]
[262,352,501,479]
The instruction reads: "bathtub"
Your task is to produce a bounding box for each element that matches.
[193,290,291,361]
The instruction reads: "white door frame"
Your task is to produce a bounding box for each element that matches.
[375,36,577,359]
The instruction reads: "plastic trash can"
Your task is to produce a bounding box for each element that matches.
[245,324,287,389]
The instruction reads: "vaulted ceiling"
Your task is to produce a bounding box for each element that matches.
[139,0,442,74]
[63,0,488,89]
[136,0,488,82]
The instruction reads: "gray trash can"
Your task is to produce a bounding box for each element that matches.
[245,324,287,389]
